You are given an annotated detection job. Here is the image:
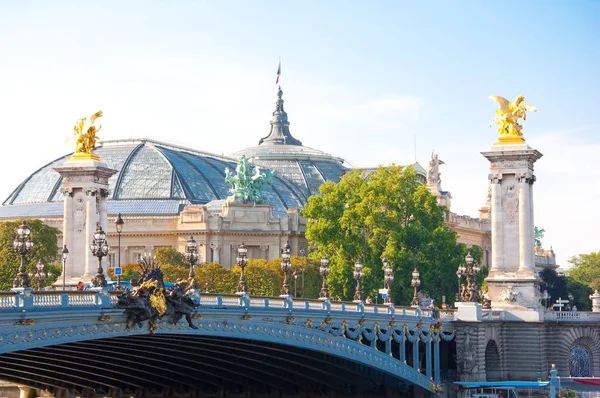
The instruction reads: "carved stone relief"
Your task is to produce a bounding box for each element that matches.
[503,182,518,225]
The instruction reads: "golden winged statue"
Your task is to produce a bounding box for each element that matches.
[73,111,103,155]
[489,95,537,143]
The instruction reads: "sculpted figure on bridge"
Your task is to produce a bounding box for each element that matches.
[117,255,199,332]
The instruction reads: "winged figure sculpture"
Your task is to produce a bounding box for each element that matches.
[73,111,103,154]
[489,95,537,140]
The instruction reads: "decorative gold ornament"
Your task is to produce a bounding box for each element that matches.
[490,95,537,144]
[240,314,252,320]
[16,319,35,326]
[98,315,112,322]
[72,111,103,161]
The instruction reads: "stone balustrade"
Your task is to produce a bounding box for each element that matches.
[0,289,456,322]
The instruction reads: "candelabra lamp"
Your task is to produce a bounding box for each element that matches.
[185,236,199,290]
[319,255,330,300]
[411,268,421,307]
[13,221,34,288]
[353,260,364,303]
[90,224,109,287]
[236,242,249,294]
[280,241,292,296]
[383,257,394,305]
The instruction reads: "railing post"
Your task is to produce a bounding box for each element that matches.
[321,298,331,312]
[100,287,111,308]
[264,298,269,308]
[217,296,223,307]
[14,292,21,308]
[305,301,310,311]
[356,302,364,313]
[341,303,346,312]
[61,292,69,307]
[549,363,558,398]
[22,288,34,309]
[387,305,395,316]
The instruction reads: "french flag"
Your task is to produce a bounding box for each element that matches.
[275,62,281,84]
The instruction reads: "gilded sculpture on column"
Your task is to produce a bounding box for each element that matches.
[489,95,537,144]
[72,111,103,160]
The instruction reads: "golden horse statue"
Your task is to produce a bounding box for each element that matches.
[489,95,537,143]
[73,111,103,155]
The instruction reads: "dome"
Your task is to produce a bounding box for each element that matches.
[3,139,307,216]
[231,86,348,197]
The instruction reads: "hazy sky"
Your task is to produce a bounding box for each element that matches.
[0,1,598,268]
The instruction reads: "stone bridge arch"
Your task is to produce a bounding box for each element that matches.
[0,307,454,397]
[553,326,600,377]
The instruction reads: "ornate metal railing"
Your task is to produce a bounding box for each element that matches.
[0,289,456,321]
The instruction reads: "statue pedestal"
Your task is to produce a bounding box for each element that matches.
[53,157,117,287]
[482,142,543,312]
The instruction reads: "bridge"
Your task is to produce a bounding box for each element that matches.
[0,289,456,398]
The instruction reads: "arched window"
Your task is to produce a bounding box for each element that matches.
[569,346,592,377]
[485,340,501,380]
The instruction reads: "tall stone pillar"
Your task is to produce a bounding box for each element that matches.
[53,158,117,288]
[482,143,542,318]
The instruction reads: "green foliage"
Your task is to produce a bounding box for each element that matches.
[539,267,592,311]
[302,165,464,305]
[154,247,187,268]
[0,219,60,291]
[534,226,545,248]
[107,263,141,282]
[567,252,600,288]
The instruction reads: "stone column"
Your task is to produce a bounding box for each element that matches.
[489,174,503,275]
[517,172,534,276]
[213,245,221,264]
[84,189,97,278]
[61,188,74,280]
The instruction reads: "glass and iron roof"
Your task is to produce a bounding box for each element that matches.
[2,139,307,216]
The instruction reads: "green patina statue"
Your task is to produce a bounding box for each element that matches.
[225,155,275,205]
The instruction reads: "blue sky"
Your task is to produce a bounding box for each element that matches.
[0,1,598,268]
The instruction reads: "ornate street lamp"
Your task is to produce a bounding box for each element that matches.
[61,245,69,291]
[280,241,292,296]
[456,262,466,302]
[115,213,124,290]
[353,260,364,303]
[319,255,330,300]
[236,242,249,294]
[185,236,199,290]
[299,247,306,297]
[460,251,481,302]
[13,221,34,288]
[383,257,394,305]
[411,268,421,306]
[90,225,109,287]
[33,260,45,290]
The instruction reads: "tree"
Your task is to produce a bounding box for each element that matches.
[302,165,464,305]
[567,252,600,289]
[534,226,545,248]
[154,247,187,268]
[0,219,61,291]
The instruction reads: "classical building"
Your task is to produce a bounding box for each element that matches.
[1,86,564,284]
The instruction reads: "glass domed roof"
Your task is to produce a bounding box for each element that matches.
[3,139,307,215]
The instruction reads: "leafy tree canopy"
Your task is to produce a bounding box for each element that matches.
[567,251,600,290]
[302,165,466,305]
[154,247,187,268]
[0,219,60,291]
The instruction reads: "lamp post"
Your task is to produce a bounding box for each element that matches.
[185,236,198,290]
[61,245,69,291]
[383,257,394,305]
[411,268,421,306]
[236,242,248,294]
[460,251,481,302]
[115,213,124,290]
[13,221,34,288]
[90,224,109,287]
[293,270,298,297]
[456,263,466,302]
[353,260,364,303]
[299,247,306,297]
[33,260,45,290]
[280,241,292,297]
[319,255,330,300]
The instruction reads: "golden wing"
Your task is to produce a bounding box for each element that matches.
[489,96,511,113]
[519,102,537,113]
[89,110,103,125]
